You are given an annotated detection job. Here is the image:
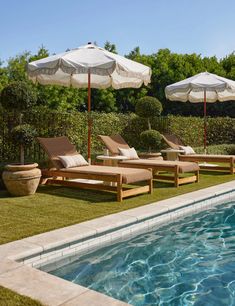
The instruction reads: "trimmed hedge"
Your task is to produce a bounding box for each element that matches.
[194,144,235,155]
[167,115,235,147]
[0,108,235,165]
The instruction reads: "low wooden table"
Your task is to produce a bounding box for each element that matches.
[161,149,185,161]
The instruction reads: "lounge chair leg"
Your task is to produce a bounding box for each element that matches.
[148,168,153,194]
[117,174,123,202]
[40,177,48,185]
[230,157,234,174]
[149,179,153,194]
[174,165,179,187]
[196,170,199,183]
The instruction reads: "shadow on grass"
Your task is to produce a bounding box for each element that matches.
[35,181,173,203]
[199,170,231,176]
[36,185,119,203]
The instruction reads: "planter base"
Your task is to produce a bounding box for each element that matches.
[2,163,41,196]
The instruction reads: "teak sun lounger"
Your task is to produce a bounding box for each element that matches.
[37,136,153,202]
[162,133,235,174]
[99,135,200,187]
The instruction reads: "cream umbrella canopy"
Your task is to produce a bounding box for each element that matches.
[165,72,235,152]
[27,43,151,162]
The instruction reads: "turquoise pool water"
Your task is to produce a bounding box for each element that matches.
[51,201,235,305]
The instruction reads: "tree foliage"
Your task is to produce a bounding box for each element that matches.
[135,96,162,119]
[0,43,235,116]
[11,124,37,146]
[140,129,162,152]
[0,81,37,112]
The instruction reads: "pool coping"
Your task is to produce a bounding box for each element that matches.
[0,180,235,306]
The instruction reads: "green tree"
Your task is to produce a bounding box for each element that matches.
[0,60,8,92]
[104,41,117,54]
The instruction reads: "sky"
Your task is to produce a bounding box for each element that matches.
[1,0,235,64]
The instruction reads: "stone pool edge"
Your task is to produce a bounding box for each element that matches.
[0,180,235,306]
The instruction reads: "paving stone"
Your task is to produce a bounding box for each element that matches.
[59,289,129,306]
[0,265,88,306]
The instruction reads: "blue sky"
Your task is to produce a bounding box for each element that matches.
[1,0,235,63]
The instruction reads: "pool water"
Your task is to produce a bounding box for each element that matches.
[51,201,235,305]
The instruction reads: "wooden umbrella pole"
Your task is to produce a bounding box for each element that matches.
[204,89,207,154]
[88,69,91,164]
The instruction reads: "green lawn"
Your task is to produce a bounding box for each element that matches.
[1,171,235,245]
[0,286,43,306]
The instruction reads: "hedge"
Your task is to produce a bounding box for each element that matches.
[168,115,235,147]
[0,107,235,165]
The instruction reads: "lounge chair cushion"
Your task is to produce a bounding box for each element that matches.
[60,165,152,184]
[99,135,130,155]
[59,154,88,168]
[179,145,195,155]
[119,159,199,173]
[119,147,139,160]
[37,136,79,169]
[161,133,184,150]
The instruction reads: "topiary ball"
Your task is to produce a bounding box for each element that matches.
[140,129,162,152]
[11,124,37,146]
[135,96,163,118]
[0,81,37,112]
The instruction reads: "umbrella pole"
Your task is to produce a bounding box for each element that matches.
[204,89,207,154]
[88,69,91,164]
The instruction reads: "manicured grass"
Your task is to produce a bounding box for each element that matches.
[0,286,43,306]
[0,171,235,245]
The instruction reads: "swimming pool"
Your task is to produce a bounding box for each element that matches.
[50,200,235,305]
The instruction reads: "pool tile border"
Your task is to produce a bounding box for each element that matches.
[0,180,235,305]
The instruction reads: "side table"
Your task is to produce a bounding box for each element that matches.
[96,155,128,167]
[161,149,185,161]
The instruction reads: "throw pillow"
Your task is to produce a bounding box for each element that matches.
[58,154,89,168]
[118,147,139,159]
[179,145,195,155]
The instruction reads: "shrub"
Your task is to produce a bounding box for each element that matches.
[135,96,163,129]
[1,108,235,164]
[0,82,38,164]
[193,144,235,155]
[11,124,37,146]
[0,81,37,112]
[140,129,162,152]
[167,115,235,147]
[11,124,37,164]
[135,96,163,118]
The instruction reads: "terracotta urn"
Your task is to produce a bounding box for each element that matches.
[2,163,41,196]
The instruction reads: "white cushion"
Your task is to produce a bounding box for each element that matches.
[58,154,89,168]
[118,147,139,159]
[179,145,195,155]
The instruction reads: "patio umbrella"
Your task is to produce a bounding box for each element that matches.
[165,72,235,152]
[27,43,151,162]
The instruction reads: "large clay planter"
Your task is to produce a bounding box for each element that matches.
[2,163,41,196]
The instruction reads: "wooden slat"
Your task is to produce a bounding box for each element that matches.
[154,174,197,186]
[178,175,197,185]
[122,185,150,198]
[199,165,234,172]
[43,178,151,202]
[180,155,234,164]
[46,179,117,192]
[154,175,175,181]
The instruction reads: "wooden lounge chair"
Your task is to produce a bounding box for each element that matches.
[162,133,235,174]
[37,136,153,202]
[99,135,200,187]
